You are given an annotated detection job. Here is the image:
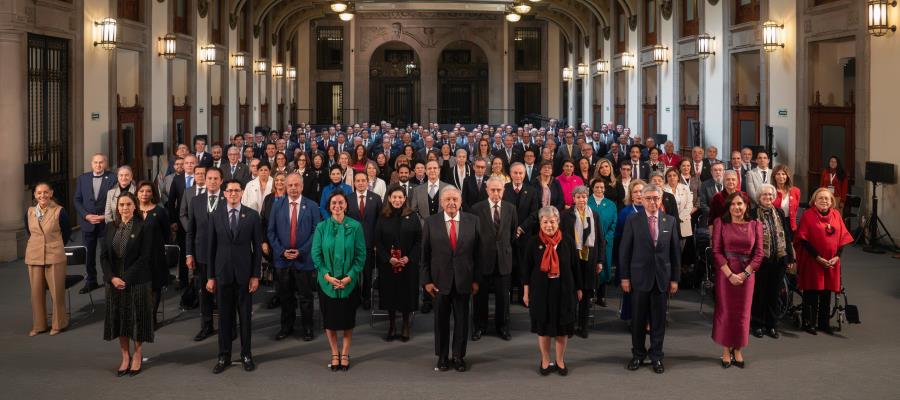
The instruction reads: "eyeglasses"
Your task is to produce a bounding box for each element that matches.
[644,196,661,201]
[224,189,242,193]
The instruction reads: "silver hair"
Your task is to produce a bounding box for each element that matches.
[509,162,525,172]
[455,148,468,157]
[723,169,739,179]
[538,206,560,221]
[571,185,590,197]
[649,171,665,181]
[758,183,777,200]
[641,183,663,197]
[116,165,133,175]
[439,185,461,200]
[486,176,507,187]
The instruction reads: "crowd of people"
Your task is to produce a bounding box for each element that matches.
[23,119,855,376]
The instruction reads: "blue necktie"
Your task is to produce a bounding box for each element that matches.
[186,175,194,188]
[230,209,238,236]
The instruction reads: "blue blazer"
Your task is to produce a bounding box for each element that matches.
[267,195,321,271]
[73,171,116,233]
[618,211,681,293]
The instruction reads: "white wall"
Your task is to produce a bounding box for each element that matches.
[702,0,725,152]
[658,8,675,140]
[767,0,798,169]
[547,24,561,118]
[150,0,169,149]
[82,0,112,168]
[195,12,209,136]
[869,5,900,239]
[116,49,140,106]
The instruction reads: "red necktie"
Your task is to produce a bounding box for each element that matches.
[359,195,366,219]
[449,219,457,252]
[514,185,520,194]
[289,202,298,248]
[648,215,658,246]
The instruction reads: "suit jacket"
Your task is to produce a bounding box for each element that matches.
[521,235,581,325]
[410,180,449,224]
[221,162,251,185]
[185,191,225,265]
[208,205,264,285]
[195,152,213,168]
[179,184,206,229]
[493,147,523,170]
[559,207,606,268]
[73,171,116,232]
[346,190,382,246]
[698,179,722,229]
[166,174,195,228]
[461,175,489,211]
[470,200,517,276]
[503,182,540,238]
[443,163,471,190]
[267,196,322,271]
[625,159,650,180]
[618,211,681,292]
[420,212,481,294]
[100,219,156,285]
[745,167,772,204]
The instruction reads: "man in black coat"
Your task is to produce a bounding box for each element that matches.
[346,171,382,310]
[503,163,540,304]
[461,157,489,212]
[206,179,264,374]
[185,167,224,342]
[471,177,518,341]
[193,137,213,168]
[421,187,481,372]
[620,184,681,374]
[166,154,198,289]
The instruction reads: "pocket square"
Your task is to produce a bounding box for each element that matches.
[662,230,670,233]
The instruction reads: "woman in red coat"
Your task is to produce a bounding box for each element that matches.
[794,188,853,335]
[773,165,801,232]
[712,192,763,368]
[818,156,849,212]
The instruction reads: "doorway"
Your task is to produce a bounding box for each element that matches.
[437,41,488,124]
[370,42,420,127]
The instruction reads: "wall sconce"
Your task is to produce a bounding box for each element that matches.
[506,10,522,22]
[868,0,897,37]
[232,52,247,70]
[762,21,784,52]
[157,34,176,59]
[93,17,118,50]
[621,52,636,69]
[254,59,268,75]
[652,45,668,64]
[200,44,217,65]
[513,1,532,14]
[331,1,349,13]
[337,2,354,21]
[562,67,573,82]
[576,63,589,78]
[272,63,285,78]
[287,66,297,80]
[697,33,715,59]
[595,59,609,74]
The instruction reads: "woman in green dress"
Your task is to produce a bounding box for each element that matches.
[312,190,366,371]
[587,178,617,307]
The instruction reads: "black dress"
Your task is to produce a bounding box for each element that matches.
[303,168,326,203]
[101,219,156,342]
[140,205,170,291]
[374,209,422,312]
[522,235,582,337]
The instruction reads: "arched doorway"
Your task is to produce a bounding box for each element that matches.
[369,42,420,127]
[437,41,488,124]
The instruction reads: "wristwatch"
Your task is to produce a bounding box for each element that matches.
[743,271,751,278]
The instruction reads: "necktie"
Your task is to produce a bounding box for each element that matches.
[716,183,722,193]
[231,165,236,175]
[359,195,366,219]
[492,203,500,233]
[514,185,520,194]
[402,183,408,197]
[289,202,298,248]
[695,162,701,174]
[633,163,639,179]
[477,177,482,190]
[208,195,215,210]
[186,175,194,188]
[230,209,239,237]
[527,166,532,180]
[429,184,437,198]
[648,214,658,246]
[762,170,767,183]
[449,219,457,252]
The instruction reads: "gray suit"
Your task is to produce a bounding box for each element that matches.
[744,167,771,205]
[179,185,206,229]
[221,163,251,186]
[409,180,450,224]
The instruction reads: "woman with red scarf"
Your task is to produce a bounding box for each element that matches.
[795,188,853,335]
[523,206,582,376]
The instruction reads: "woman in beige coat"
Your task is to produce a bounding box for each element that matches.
[24,182,72,336]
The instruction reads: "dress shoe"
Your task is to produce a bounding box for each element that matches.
[721,357,732,369]
[241,356,256,372]
[330,355,341,371]
[79,282,102,294]
[275,329,293,341]
[819,325,835,335]
[499,330,512,341]
[539,361,556,376]
[116,368,130,377]
[452,357,467,372]
[751,328,764,338]
[803,325,818,335]
[212,358,231,374]
[340,354,351,371]
[651,360,665,374]
[194,327,215,342]
[765,328,780,339]
[471,329,483,341]
[28,329,47,337]
[266,296,281,309]
[302,328,314,342]
[556,364,569,376]
[436,357,450,371]
[49,328,65,336]
[626,357,643,371]
[128,368,142,377]
[420,303,432,314]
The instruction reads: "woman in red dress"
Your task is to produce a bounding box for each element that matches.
[795,188,853,335]
[818,155,849,212]
[712,192,763,368]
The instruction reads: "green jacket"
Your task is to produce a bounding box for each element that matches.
[311,217,366,299]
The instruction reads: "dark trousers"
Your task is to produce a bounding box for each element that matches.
[434,286,470,359]
[802,290,832,329]
[631,284,668,361]
[196,263,215,329]
[217,280,252,358]
[276,268,316,330]
[361,249,375,303]
[576,259,596,328]
[751,258,786,330]
[473,270,510,332]
[82,228,104,284]
[175,229,188,283]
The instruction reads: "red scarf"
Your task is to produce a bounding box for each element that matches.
[539,229,562,276]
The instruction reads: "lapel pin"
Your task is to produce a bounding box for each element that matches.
[130,234,135,238]
[241,214,246,218]
[538,245,544,250]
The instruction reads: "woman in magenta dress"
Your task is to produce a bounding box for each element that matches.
[556,159,584,208]
[712,192,763,368]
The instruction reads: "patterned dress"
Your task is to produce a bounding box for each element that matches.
[103,221,154,342]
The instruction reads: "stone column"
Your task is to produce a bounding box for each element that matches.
[0,30,27,261]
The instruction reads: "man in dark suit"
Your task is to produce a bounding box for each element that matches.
[346,171,383,310]
[461,158,489,211]
[698,162,725,232]
[185,167,223,341]
[73,153,116,293]
[421,186,481,372]
[625,145,650,180]
[493,135,523,173]
[221,146,251,186]
[194,137,213,168]
[689,146,713,182]
[409,160,449,314]
[166,154,198,289]
[267,172,321,341]
[471,177,517,341]
[620,184,681,374]
[504,163,540,304]
[207,179,264,374]
[522,150,539,185]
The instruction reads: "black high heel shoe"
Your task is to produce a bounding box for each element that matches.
[539,361,555,376]
[129,357,142,377]
[329,354,340,371]
[117,357,131,377]
[340,354,350,371]
[730,350,745,369]
[720,357,732,369]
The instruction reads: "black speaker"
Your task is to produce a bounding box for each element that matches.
[147,142,164,157]
[865,161,896,184]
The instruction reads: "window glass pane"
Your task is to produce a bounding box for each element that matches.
[619,15,626,42]
[739,120,756,147]
[120,123,136,166]
[177,0,186,17]
[740,0,752,5]
[648,1,656,34]
[687,117,698,147]
[821,125,846,169]
[687,0,696,21]
[514,28,541,71]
